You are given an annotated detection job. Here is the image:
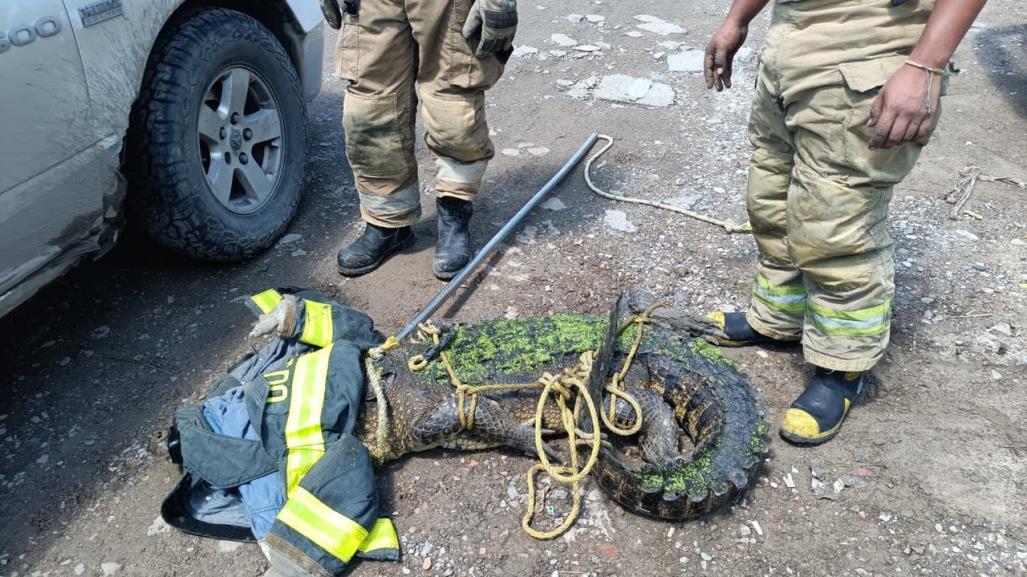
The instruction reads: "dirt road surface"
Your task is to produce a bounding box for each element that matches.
[2,1,1025,576]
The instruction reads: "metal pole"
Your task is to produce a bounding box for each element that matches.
[396,133,600,342]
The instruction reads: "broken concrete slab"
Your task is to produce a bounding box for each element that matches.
[594,75,675,107]
[633,15,686,36]
[668,50,705,73]
[550,33,578,47]
[604,210,637,233]
[512,45,539,58]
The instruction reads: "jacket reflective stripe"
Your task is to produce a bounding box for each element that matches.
[284,345,332,495]
[752,274,807,313]
[807,298,892,337]
[251,289,284,314]
[277,486,368,563]
[300,300,334,347]
[359,518,399,554]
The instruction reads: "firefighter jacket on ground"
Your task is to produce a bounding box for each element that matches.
[161,288,399,576]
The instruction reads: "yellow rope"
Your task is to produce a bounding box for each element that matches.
[398,308,659,540]
[584,134,752,234]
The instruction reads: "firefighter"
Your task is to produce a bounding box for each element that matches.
[319,0,516,280]
[703,0,987,444]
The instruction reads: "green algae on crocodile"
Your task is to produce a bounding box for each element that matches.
[381,310,769,521]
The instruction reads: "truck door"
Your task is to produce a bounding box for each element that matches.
[0,1,103,296]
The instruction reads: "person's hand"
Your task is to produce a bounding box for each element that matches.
[320,0,343,30]
[704,21,749,91]
[868,64,942,149]
[462,0,518,57]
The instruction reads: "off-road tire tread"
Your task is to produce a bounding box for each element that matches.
[126,8,306,261]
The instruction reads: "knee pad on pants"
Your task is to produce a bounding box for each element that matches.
[419,89,493,163]
[343,91,416,180]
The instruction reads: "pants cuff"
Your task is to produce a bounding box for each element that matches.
[803,348,880,372]
[746,310,802,342]
[360,206,421,228]
[437,189,476,202]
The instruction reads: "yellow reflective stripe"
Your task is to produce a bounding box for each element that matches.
[300,300,334,347]
[251,289,284,314]
[359,518,399,553]
[284,344,333,495]
[278,486,368,563]
[752,275,807,313]
[807,298,893,337]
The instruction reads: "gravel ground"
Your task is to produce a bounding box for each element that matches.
[1,1,1024,576]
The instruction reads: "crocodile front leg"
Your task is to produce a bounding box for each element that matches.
[607,387,682,469]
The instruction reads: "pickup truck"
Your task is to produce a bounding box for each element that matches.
[0,0,325,318]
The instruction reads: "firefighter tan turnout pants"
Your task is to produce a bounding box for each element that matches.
[745,0,943,372]
[336,0,505,228]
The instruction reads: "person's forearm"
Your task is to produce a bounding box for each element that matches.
[910,0,988,69]
[723,0,771,27]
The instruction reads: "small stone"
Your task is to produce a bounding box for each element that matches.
[101,562,122,576]
[550,33,577,47]
[598,544,618,557]
[750,520,763,536]
[954,229,979,242]
[565,14,583,23]
[92,326,111,340]
[218,540,243,553]
[146,515,170,537]
[527,147,550,157]
[783,473,795,488]
[990,370,1002,381]
[739,524,752,537]
[541,197,567,211]
[879,512,893,522]
[624,30,644,38]
[278,233,302,245]
[573,44,602,52]
[512,45,539,58]
[501,148,521,157]
[585,14,605,23]
[422,557,432,571]
[989,322,1013,337]
[603,210,637,233]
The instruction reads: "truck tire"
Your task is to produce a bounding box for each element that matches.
[127,8,306,261]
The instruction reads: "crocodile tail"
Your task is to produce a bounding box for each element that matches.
[593,343,770,521]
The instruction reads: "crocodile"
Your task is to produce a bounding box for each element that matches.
[354,300,770,521]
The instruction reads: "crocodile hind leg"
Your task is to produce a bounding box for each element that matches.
[606,387,682,469]
[412,396,559,459]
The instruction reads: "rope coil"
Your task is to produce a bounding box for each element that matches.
[397,307,660,539]
[584,135,752,234]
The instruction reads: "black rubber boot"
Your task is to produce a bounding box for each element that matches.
[705,311,795,347]
[780,367,865,446]
[433,196,473,280]
[336,223,415,277]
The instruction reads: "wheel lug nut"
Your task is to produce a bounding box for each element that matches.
[231,112,240,124]
[219,127,227,139]
[239,152,249,165]
[225,152,232,164]
[243,128,253,141]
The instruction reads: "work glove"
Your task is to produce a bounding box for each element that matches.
[319,0,343,30]
[249,295,298,340]
[461,0,518,57]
